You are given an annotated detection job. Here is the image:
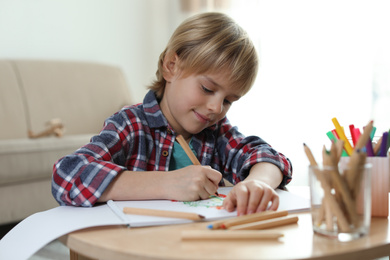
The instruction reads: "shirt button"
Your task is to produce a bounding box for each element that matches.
[162,150,169,157]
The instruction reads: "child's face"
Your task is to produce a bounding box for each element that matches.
[160,70,241,139]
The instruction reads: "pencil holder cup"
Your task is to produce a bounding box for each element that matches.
[339,157,389,217]
[309,163,372,242]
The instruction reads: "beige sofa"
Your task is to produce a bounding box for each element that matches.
[0,60,133,225]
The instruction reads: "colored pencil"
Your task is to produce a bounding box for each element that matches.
[331,129,339,139]
[303,143,318,166]
[323,145,358,226]
[332,117,354,156]
[176,135,201,165]
[123,207,205,221]
[355,120,374,150]
[304,143,351,232]
[373,135,383,156]
[379,132,389,157]
[387,129,390,155]
[223,210,288,229]
[349,124,358,146]
[370,126,377,140]
[181,230,284,240]
[207,210,287,230]
[176,134,219,196]
[365,140,375,157]
[353,127,361,144]
[326,132,348,157]
[228,216,299,230]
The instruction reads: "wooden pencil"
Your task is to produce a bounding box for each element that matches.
[373,135,383,156]
[123,207,205,221]
[335,139,345,160]
[176,135,201,165]
[176,134,219,196]
[228,216,299,230]
[181,230,284,240]
[303,143,318,166]
[207,210,286,229]
[323,147,358,226]
[354,120,374,150]
[313,168,351,232]
[221,210,288,229]
[345,121,370,198]
[304,143,330,227]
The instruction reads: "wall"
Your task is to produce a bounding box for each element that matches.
[0,0,180,103]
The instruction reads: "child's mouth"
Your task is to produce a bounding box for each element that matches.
[193,110,211,124]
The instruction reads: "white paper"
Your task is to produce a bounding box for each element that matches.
[0,187,309,260]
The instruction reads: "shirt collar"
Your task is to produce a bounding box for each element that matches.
[142,90,169,129]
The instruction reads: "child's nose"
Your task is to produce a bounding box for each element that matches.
[207,97,223,114]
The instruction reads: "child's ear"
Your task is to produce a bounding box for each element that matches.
[162,52,179,82]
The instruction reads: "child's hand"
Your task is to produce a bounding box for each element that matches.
[222,179,279,216]
[168,165,222,201]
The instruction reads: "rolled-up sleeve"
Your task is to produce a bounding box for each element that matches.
[215,118,292,188]
[52,111,130,206]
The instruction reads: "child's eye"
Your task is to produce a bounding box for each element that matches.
[201,86,213,93]
[224,99,232,105]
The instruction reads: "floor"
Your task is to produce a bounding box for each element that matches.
[0,222,69,260]
[28,240,69,260]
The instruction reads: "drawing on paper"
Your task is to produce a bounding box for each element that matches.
[180,194,227,209]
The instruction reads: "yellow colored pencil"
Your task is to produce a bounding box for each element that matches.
[331,117,354,156]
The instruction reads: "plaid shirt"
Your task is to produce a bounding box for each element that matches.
[52,91,292,206]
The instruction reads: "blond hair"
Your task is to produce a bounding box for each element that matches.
[149,12,258,99]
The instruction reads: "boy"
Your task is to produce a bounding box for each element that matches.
[52,12,292,216]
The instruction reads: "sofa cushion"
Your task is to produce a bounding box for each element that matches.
[0,134,93,185]
[11,60,132,135]
[0,61,28,139]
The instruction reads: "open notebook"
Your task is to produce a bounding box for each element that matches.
[0,187,309,260]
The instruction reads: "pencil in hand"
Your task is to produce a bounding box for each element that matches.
[176,134,219,196]
[176,135,200,165]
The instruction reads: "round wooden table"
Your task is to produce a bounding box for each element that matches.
[60,212,390,260]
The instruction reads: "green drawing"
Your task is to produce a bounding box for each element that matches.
[182,195,224,208]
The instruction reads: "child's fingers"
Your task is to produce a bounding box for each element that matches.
[203,179,219,197]
[198,187,213,200]
[222,195,236,212]
[235,187,249,216]
[203,166,222,186]
[267,195,279,211]
[247,189,262,214]
[256,189,279,212]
